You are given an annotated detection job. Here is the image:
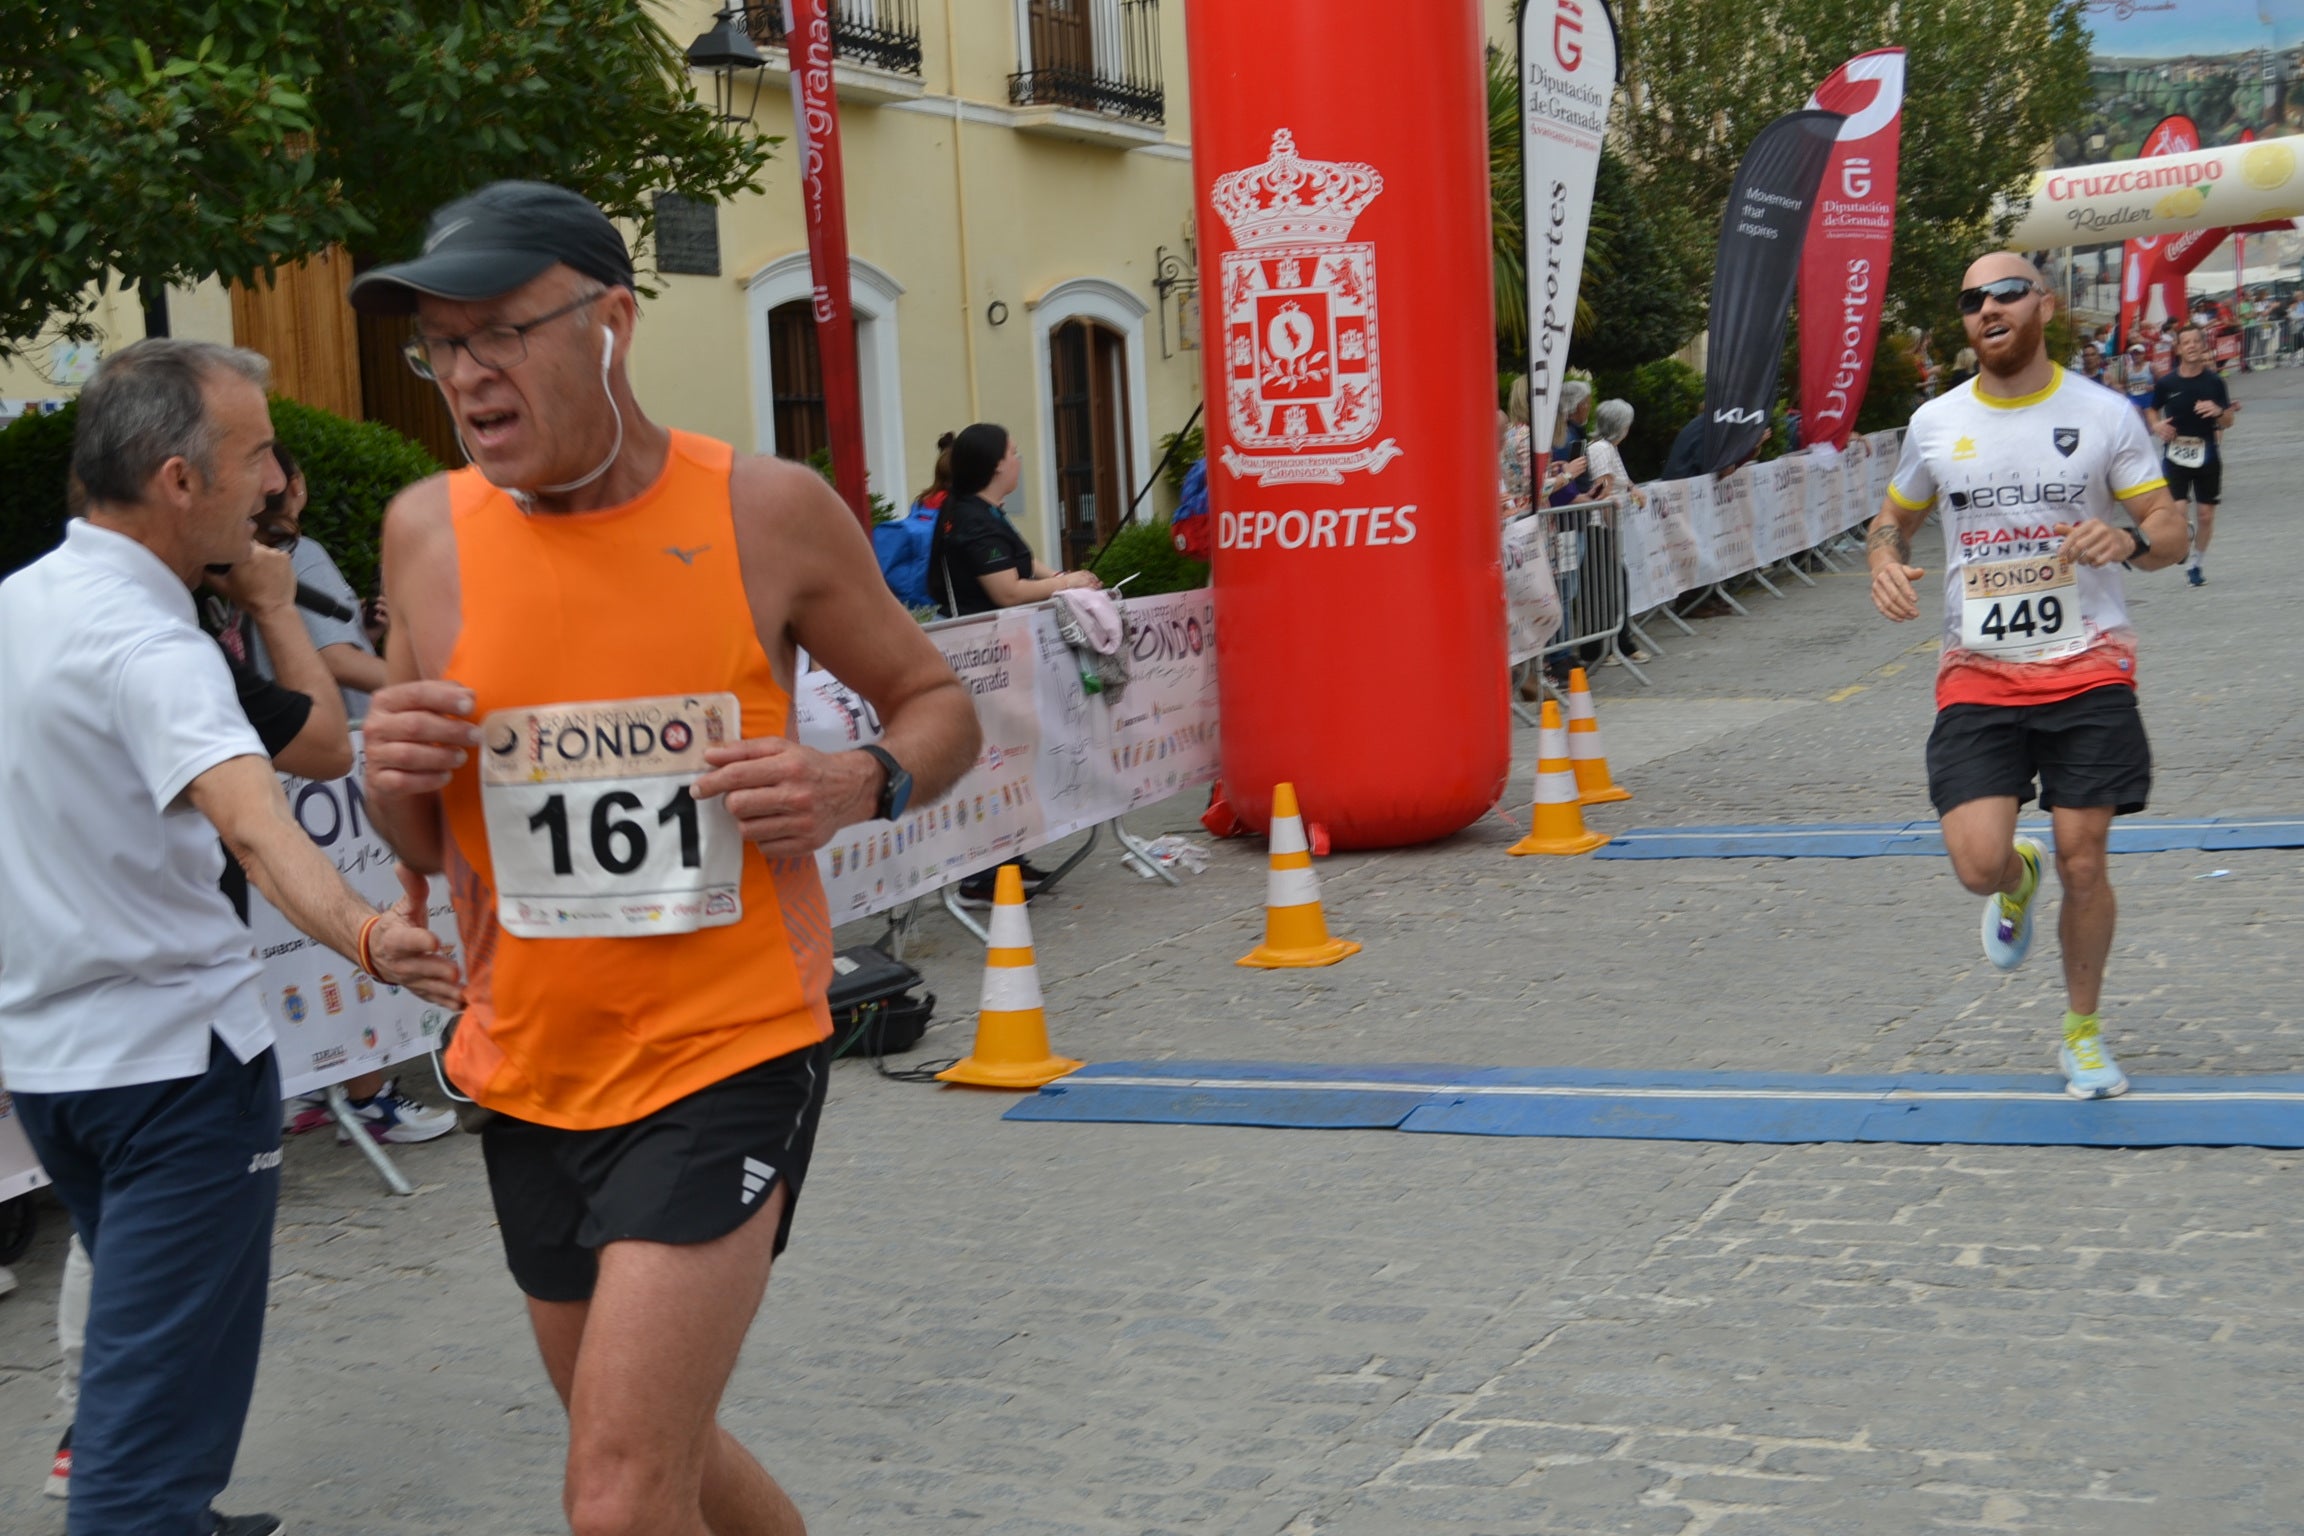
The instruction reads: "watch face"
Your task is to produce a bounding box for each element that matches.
[885,770,913,821]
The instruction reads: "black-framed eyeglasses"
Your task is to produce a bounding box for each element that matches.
[1958,278,2042,315]
[403,290,605,380]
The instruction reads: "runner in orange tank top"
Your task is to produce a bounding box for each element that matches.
[352,182,981,1536]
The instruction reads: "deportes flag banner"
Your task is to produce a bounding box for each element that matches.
[2115,115,2199,347]
[1700,111,1843,474]
[1517,0,1621,463]
[785,0,872,530]
[1797,49,1903,451]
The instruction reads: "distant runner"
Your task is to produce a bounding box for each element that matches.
[2146,320,2241,587]
[1867,254,2190,1100]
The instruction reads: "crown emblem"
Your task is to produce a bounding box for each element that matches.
[1210,129,1384,250]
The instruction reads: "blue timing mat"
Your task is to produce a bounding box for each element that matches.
[1592,816,2304,860]
[1006,1062,2304,1148]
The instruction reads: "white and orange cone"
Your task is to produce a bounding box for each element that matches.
[1238,782,1361,968]
[1510,701,1612,856]
[1565,667,1632,805]
[938,864,1083,1089]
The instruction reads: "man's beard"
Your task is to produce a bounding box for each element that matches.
[1976,309,2045,379]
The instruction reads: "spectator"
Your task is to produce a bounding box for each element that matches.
[1545,380,1593,505]
[873,431,953,611]
[0,337,457,1536]
[927,422,1099,617]
[250,443,452,1147]
[46,532,357,1505]
[1945,347,1979,391]
[2074,342,2105,384]
[926,422,1098,901]
[1585,398,1650,667]
[247,445,386,721]
[1499,376,1534,519]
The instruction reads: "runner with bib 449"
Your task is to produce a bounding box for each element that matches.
[1866,253,2191,1101]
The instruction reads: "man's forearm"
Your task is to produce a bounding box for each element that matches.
[324,644,390,695]
[252,605,348,742]
[2131,502,2191,571]
[878,679,983,807]
[229,792,377,963]
[369,790,449,875]
[1865,513,1914,570]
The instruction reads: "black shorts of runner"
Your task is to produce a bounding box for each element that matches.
[478,1037,832,1302]
[2163,457,2221,505]
[1926,684,2151,818]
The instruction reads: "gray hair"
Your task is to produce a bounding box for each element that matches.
[1593,398,1635,444]
[72,338,271,507]
[1560,379,1593,415]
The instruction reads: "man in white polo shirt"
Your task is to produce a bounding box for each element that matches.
[0,338,462,1536]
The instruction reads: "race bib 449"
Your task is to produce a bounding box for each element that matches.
[480,694,743,939]
[1958,554,2087,664]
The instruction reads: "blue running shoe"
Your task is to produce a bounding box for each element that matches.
[1981,837,2045,971]
[2059,1026,2129,1101]
[2186,564,2205,587]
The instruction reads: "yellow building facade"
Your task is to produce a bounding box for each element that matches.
[3,0,1529,572]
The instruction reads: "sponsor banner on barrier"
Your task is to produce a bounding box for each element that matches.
[1760,456,1811,566]
[1806,451,1849,548]
[798,608,1048,921]
[1107,591,1224,813]
[251,736,461,1101]
[796,593,1221,923]
[1503,513,1565,663]
[1621,495,1673,618]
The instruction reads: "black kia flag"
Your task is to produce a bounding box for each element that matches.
[1700,110,1844,474]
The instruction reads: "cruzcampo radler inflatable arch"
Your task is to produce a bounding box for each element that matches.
[1184,0,1508,849]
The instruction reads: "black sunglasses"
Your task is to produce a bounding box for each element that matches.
[1958,277,2041,315]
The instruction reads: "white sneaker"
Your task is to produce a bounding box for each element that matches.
[2059,1027,2130,1101]
[335,1079,457,1144]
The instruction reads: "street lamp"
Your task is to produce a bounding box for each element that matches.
[686,7,768,131]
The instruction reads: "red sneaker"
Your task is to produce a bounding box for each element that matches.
[45,1424,69,1499]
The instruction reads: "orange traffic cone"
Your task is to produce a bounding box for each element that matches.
[1511,702,1612,856]
[1238,782,1361,968]
[1565,667,1632,805]
[938,864,1083,1089]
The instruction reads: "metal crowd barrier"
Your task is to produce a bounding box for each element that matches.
[1510,495,1641,722]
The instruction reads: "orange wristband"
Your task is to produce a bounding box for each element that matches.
[356,912,385,977]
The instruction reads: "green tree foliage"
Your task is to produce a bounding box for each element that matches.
[0,0,772,358]
[0,396,438,592]
[1615,0,2092,354]
[1569,150,1708,373]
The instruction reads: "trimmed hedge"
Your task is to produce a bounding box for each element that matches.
[0,396,439,595]
[1090,518,1207,595]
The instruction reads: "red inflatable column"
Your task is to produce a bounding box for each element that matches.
[1187,0,1507,849]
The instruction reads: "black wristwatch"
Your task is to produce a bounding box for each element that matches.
[858,744,912,822]
[2126,526,2151,564]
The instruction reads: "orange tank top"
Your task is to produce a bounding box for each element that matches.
[438,432,832,1130]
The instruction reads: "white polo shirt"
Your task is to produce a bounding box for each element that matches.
[0,519,273,1093]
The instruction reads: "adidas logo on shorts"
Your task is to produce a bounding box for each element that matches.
[739,1156,776,1206]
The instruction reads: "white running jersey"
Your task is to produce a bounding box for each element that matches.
[1888,369,2166,667]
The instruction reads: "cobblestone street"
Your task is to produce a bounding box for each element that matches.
[4,368,2302,1535]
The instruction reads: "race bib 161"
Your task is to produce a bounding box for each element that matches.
[480,693,744,939]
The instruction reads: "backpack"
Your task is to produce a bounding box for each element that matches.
[874,503,939,610]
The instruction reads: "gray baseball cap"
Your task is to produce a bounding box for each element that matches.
[348,181,635,316]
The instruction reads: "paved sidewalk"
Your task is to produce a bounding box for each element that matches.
[3,369,2302,1534]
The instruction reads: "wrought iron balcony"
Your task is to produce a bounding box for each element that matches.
[1010,0,1164,126]
[746,0,923,79]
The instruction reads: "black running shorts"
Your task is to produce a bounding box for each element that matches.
[2163,457,2221,506]
[479,1038,832,1302]
[1925,684,2152,817]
